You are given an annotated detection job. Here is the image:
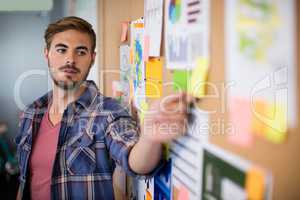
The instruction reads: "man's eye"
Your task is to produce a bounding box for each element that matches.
[57,48,66,53]
[77,50,87,56]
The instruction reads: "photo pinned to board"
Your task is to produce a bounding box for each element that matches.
[130,18,146,111]
[120,44,131,106]
[225,0,297,136]
[144,0,164,57]
[165,0,210,70]
[201,143,273,200]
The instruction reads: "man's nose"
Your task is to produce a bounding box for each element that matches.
[66,52,76,65]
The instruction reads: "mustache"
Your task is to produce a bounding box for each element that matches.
[58,64,81,73]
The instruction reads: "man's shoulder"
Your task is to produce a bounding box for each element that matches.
[22,91,51,115]
[101,96,123,110]
[94,95,130,119]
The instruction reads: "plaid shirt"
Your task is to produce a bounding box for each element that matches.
[15,81,161,200]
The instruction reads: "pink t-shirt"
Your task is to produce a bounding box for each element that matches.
[29,110,61,200]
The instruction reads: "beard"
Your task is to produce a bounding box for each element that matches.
[48,62,91,91]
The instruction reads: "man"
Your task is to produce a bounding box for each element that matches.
[15,16,191,199]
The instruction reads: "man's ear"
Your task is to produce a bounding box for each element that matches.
[91,52,96,66]
[44,47,49,60]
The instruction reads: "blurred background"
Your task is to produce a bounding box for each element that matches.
[0,0,98,198]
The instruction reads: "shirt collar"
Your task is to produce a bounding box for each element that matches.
[74,80,100,110]
[28,80,100,113]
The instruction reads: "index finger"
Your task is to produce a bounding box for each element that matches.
[163,92,188,104]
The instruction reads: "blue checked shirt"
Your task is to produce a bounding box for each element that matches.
[15,81,162,200]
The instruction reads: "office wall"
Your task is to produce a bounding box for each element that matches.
[98,0,300,199]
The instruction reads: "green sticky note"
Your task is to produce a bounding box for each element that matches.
[173,70,191,92]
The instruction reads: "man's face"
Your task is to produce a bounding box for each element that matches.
[45,29,96,90]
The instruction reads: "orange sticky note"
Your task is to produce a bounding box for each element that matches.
[121,22,129,42]
[172,186,179,200]
[146,190,152,200]
[246,168,265,200]
[145,58,163,80]
[134,22,144,28]
[145,58,163,98]
[130,49,133,64]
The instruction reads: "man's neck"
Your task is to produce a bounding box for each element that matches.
[50,83,86,115]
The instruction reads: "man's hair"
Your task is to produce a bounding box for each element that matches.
[44,16,96,53]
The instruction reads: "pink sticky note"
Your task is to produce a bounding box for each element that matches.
[143,35,150,62]
[121,22,128,42]
[178,185,189,200]
[228,97,253,147]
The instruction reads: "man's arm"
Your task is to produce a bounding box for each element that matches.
[128,93,192,174]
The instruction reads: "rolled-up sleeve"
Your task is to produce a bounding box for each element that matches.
[104,111,164,179]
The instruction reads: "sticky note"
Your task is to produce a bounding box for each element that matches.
[188,58,209,98]
[178,185,189,200]
[145,79,162,98]
[146,190,152,200]
[120,21,129,42]
[246,167,265,200]
[134,22,144,28]
[251,100,267,136]
[251,100,287,143]
[129,79,134,100]
[173,70,191,92]
[263,103,287,144]
[228,97,253,147]
[145,58,163,80]
[139,101,149,124]
[144,35,150,62]
[172,186,179,200]
[130,49,133,64]
[112,81,123,97]
[145,58,163,98]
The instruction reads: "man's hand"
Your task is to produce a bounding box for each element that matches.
[140,92,193,144]
[128,93,194,174]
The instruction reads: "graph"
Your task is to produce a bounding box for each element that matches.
[134,38,143,85]
[169,0,182,24]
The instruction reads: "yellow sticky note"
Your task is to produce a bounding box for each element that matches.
[145,79,162,98]
[145,58,163,80]
[188,57,209,98]
[251,100,267,137]
[263,103,287,144]
[145,58,163,98]
[139,101,149,124]
[246,168,265,200]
